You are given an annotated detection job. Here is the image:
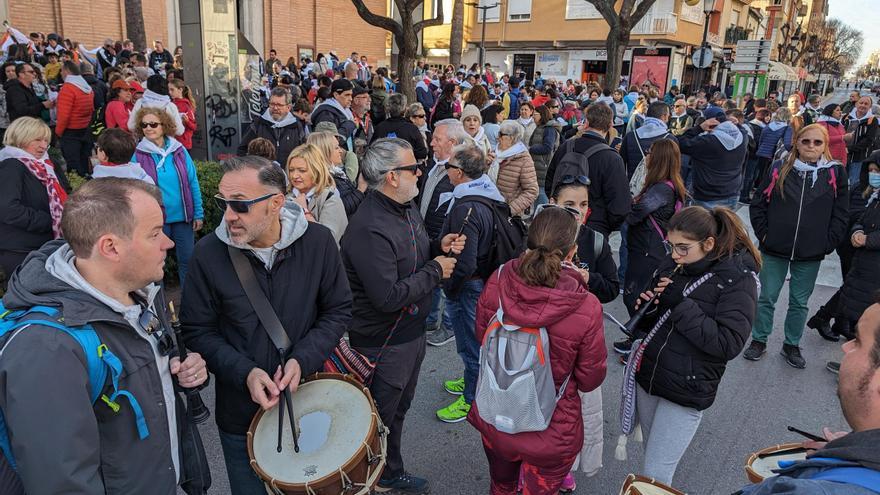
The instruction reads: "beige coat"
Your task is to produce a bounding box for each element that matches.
[495,150,538,217]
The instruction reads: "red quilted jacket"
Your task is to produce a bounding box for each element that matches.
[467,257,607,465]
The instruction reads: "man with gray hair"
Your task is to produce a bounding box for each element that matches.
[181,156,351,493]
[372,93,428,160]
[341,138,464,494]
[434,144,506,423]
[419,118,468,346]
[237,86,306,164]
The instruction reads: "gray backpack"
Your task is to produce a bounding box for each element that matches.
[475,265,570,434]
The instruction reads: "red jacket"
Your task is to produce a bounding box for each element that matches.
[55,79,94,136]
[818,120,848,166]
[467,258,607,465]
[173,98,197,149]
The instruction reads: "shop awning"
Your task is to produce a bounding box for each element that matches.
[768,61,798,81]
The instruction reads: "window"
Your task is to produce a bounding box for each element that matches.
[432,0,454,24]
[731,9,740,27]
[566,0,602,19]
[477,0,500,22]
[507,0,531,21]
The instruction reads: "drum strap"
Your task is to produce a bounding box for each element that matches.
[228,246,292,354]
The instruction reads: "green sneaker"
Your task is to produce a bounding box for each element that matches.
[436,396,471,423]
[443,377,464,395]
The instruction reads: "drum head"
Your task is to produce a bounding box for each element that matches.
[252,378,374,484]
[628,481,679,495]
[750,450,807,479]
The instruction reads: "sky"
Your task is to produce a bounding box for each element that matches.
[827,0,880,67]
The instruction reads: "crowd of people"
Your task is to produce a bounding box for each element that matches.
[0,27,879,495]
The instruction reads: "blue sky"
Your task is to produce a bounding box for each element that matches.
[827,0,880,66]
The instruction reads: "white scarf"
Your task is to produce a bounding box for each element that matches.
[467,126,486,145]
[817,115,841,125]
[517,117,534,128]
[711,121,745,151]
[793,156,836,187]
[494,141,528,162]
[768,121,788,132]
[136,136,183,163]
[0,145,53,176]
[635,117,669,139]
[849,107,874,122]
[261,108,298,128]
[439,174,506,214]
[749,119,767,129]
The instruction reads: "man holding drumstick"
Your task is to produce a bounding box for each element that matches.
[738,293,880,494]
[181,156,352,494]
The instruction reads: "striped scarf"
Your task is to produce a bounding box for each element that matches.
[3,147,67,238]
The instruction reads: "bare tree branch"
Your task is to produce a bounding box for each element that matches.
[415,0,445,31]
[584,0,621,29]
[631,0,657,26]
[350,0,402,35]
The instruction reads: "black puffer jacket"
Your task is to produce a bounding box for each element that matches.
[575,226,619,304]
[635,251,759,411]
[841,194,880,322]
[5,80,43,121]
[371,116,429,161]
[750,159,849,261]
[237,115,307,164]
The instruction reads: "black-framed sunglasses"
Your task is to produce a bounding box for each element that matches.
[534,203,581,218]
[662,239,703,256]
[389,163,420,174]
[213,192,278,214]
[138,308,174,357]
[140,122,161,129]
[559,175,591,186]
[443,162,461,170]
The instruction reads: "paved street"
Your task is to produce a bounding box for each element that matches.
[187,206,851,494]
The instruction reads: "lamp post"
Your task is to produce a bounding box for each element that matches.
[694,0,715,93]
[466,1,500,75]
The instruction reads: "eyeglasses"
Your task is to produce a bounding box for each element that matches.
[213,192,278,214]
[799,139,824,147]
[534,203,581,218]
[443,162,461,170]
[412,114,427,119]
[389,163,420,174]
[268,102,289,108]
[138,308,173,356]
[140,122,161,129]
[662,239,703,256]
[558,175,591,186]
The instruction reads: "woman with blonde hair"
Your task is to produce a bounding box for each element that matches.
[306,130,364,217]
[287,142,348,244]
[745,124,849,368]
[0,117,69,276]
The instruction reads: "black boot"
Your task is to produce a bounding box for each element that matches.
[833,319,855,341]
[807,314,838,342]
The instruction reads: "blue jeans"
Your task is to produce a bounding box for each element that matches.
[447,279,484,404]
[426,287,453,331]
[849,161,862,187]
[219,430,266,495]
[692,197,739,210]
[164,222,195,287]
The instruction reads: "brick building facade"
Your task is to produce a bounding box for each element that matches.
[0,0,388,65]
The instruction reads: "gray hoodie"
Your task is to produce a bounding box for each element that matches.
[215,200,308,269]
[0,241,183,494]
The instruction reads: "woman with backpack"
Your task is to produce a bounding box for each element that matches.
[529,104,561,208]
[468,207,607,495]
[754,107,794,187]
[624,206,760,486]
[745,124,849,369]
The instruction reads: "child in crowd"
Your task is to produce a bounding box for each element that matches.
[91,128,154,184]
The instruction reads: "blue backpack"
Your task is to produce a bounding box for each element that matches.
[0,302,149,471]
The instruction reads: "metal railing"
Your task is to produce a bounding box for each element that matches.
[632,13,679,35]
[725,26,751,45]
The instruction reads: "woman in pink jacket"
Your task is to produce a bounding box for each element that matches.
[468,206,607,495]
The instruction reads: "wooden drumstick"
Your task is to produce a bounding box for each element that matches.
[284,389,300,453]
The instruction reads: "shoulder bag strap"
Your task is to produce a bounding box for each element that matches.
[227,245,292,353]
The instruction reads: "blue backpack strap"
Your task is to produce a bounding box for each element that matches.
[810,466,880,493]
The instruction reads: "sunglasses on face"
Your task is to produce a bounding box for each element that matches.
[412,114,426,119]
[444,162,461,170]
[138,308,173,356]
[390,163,420,174]
[213,192,278,214]
[799,139,824,147]
[140,121,161,129]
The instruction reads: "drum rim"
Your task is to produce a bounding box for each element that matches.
[744,442,805,482]
[619,473,687,495]
[246,372,380,489]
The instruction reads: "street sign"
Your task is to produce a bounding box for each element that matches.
[692,47,713,69]
[731,62,769,72]
[736,40,772,48]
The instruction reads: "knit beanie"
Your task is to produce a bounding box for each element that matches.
[460,104,482,124]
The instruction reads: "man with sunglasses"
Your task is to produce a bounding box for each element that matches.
[311,78,357,142]
[6,62,54,122]
[237,86,306,166]
[0,178,209,494]
[342,138,463,494]
[180,156,352,494]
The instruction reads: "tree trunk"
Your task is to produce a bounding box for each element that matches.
[449,0,464,68]
[124,0,147,51]
[605,26,629,90]
[397,29,420,103]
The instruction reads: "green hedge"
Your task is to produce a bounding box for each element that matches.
[67,160,225,286]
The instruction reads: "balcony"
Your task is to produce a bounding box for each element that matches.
[725,26,752,45]
[632,13,679,36]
